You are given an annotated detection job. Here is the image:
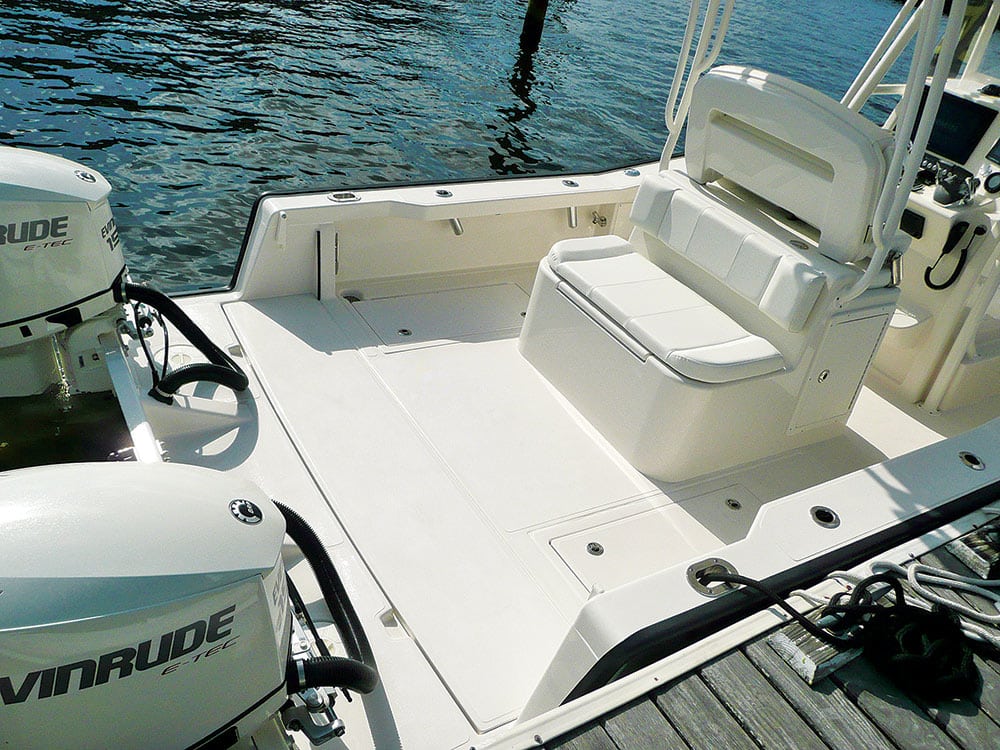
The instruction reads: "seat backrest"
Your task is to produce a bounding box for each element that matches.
[684,66,894,263]
[631,172,858,334]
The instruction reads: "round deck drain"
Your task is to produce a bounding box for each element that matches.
[587,541,604,556]
[811,505,840,528]
[959,451,985,470]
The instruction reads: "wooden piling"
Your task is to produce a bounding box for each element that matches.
[519,0,550,52]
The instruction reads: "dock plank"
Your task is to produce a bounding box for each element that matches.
[700,650,827,750]
[895,551,1000,741]
[922,536,1000,744]
[744,638,894,750]
[653,674,757,750]
[602,698,689,750]
[896,549,1000,691]
[920,690,1000,749]
[923,548,1000,725]
[832,657,961,750]
[969,654,1000,723]
[545,723,619,750]
[927,550,1000,685]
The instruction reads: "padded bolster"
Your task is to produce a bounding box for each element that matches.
[666,337,787,384]
[548,235,632,272]
[630,174,826,332]
[548,240,785,383]
[759,256,824,333]
[684,65,893,263]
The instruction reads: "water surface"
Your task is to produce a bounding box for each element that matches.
[0,0,924,289]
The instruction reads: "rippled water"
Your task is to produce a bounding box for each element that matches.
[0,0,921,289]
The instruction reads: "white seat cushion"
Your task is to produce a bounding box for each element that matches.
[558,252,664,296]
[760,256,825,333]
[548,239,785,383]
[665,337,787,384]
[590,276,706,320]
[627,306,749,356]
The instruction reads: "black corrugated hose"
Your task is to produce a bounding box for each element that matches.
[275,501,380,694]
[123,282,248,404]
[285,655,378,695]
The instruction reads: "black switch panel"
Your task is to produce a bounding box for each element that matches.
[901,208,925,239]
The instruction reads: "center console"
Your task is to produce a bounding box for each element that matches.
[870,77,1000,410]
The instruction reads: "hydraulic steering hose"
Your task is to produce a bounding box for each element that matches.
[275,501,380,694]
[123,282,249,404]
[285,655,378,695]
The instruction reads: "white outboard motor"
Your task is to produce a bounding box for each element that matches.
[0,463,291,748]
[0,146,125,396]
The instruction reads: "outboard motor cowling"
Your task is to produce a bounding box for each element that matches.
[0,462,291,749]
[0,146,125,396]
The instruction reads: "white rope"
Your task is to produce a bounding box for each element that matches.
[819,555,1000,650]
[788,589,831,608]
[878,560,1000,623]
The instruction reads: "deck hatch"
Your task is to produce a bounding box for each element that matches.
[352,283,528,348]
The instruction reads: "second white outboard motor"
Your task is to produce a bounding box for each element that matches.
[0,145,248,402]
[0,146,125,396]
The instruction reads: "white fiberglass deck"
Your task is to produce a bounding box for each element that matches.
[223,278,955,733]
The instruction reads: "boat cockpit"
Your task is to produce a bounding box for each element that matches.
[3,0,1000,748]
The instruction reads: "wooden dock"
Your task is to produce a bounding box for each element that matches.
[546,533,1000,750]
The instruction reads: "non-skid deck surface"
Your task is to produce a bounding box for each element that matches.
[545,529,1000,750]
[226,294,584,730]
[225,286,948,735]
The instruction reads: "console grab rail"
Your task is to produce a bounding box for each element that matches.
[843,0,968,304]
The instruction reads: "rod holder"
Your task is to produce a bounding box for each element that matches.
[567,206,578,229]
[449,218,464,236]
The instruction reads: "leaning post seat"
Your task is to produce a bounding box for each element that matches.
[519,66,901,482]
